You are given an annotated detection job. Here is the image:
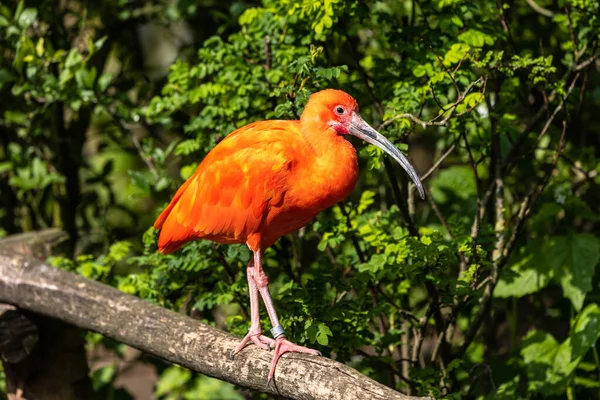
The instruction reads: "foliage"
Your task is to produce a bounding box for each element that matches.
[1,0,600,398]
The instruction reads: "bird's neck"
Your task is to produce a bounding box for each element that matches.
[299,123,359,206]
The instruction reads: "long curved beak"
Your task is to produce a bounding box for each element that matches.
[350,113,425,199]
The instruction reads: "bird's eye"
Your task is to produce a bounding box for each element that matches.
[335,106,345,115]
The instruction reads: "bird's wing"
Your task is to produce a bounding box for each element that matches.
[154,120,302,253]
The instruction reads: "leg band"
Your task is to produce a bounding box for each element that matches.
[270,324,285,339]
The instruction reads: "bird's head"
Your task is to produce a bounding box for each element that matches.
[301,89,425,198]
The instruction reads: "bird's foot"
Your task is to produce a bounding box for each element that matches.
[267,336,322,384]
[229,330,275,360]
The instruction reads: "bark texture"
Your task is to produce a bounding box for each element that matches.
[0,230,92,400]
[0,231,433,400]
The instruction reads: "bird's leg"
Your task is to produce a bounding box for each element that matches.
[250,250,321,383]
[230,260,274,359]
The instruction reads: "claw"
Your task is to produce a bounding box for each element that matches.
[266,336,322,384]
[231,331,275,360]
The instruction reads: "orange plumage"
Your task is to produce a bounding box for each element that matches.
[155,91,360,253]
[153,89,423,382]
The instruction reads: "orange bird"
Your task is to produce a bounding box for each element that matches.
[154,89,424,382]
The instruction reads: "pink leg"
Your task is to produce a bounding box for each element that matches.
[230,260,274,359]
[250,250,321,384]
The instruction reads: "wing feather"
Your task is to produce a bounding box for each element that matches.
[154,120,301,254]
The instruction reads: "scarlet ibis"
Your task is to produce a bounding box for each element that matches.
[154,89,424,382]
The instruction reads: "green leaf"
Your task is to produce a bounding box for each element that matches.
[17,7,37,28]
[496,235,600,308]
[519,305,600,395]
[91,365,116,391]
[128,170,151,193]
[495,242,552,298]
[97,73,112,92]
[108,241,132,263]
[156,366,191,396]
[520,330,563,393]
[316,323,333,346]
[155,177,169,192]
[65,49,83,68]
[430,166,477,202]
[180,163,197,180]
[35,37,44,57]
[413,64,427,78]
[0,161,12,174]
[495,376,522,400]
[13,35,34,73]
[75,67,97,90]
[571,303,600,360]
[0,69,14,84]
[450,15,463,28]
[575,377,600,388]
[550,234,600,310]
[521,330,558,366]
[359,253,388,273]
[458,29,495,48]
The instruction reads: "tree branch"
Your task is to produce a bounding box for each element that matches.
[0,229,91,400]
[420,143,456,182]
[524,0,556,18]
[379,76,487,130]
[455,120,568,358]
[0,244,433,400]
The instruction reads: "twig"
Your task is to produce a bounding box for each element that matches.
[342,21,384,116]
[423,184,469,271]
[401,318,412,392]
[375,286,420,324]
[339,202,366,263]
[131,134,160,180]
[452,51,468,79]
[456,120,568,358]
[412,305,436,368]
[105,108,161,180]
[455,76,487,117]
[536,72,580,142]
[430,327,446,363]
[470,182,495,239]
[263,35,271,71]
[423,186,453,238]
[343,23,422,238]
[500,121,567,265]
[504,50,595,169]
[384,158,419,237]
[574,52,599,71]
[215,246,249,319]
[490,101,505,265]
[379,77,486,130]
[564,6,579,60]
[420,143,456,182]
[524,0,555,17]
[430,82,449,114]
[431,48,461,96]
[462,129,482,268]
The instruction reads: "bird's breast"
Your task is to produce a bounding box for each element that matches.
[258,139,359,247]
